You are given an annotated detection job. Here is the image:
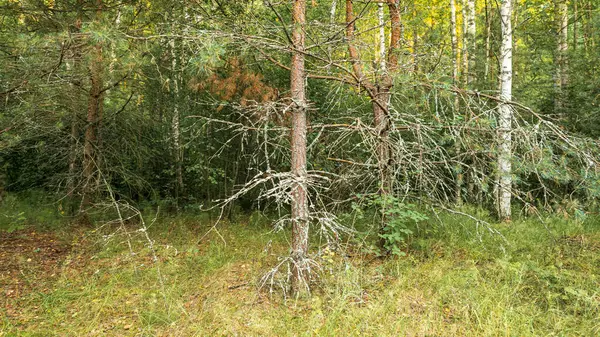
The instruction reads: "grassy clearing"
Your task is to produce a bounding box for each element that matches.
[1,197,599,336]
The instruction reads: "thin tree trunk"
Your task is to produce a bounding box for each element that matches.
[465,0,477,203]
[466,0,476,86]
[450,0,463,206]
[290,0,309,296]
[170,22,184,202]
[484,0,492,84]
[461,0,468,86]
[67,4,83,203]
[378,2,386,72]
[412,5,419,73]
[572,0,577,51]
[81,0,104,211]
[344,0,400,246]
[451,0,459,90]
[327,0,337,73]
[497,0,513,221]
[554,0,568,112]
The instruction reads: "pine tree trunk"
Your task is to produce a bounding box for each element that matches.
[497,0,513,221]
[81,0,104,211]
[290,0,309,296]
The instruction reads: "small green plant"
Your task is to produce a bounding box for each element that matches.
[2,211,26,233]
[366,194,429,256]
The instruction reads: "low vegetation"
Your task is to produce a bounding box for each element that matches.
[1,194,598,336]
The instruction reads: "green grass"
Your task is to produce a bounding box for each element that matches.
[1,201,599,336]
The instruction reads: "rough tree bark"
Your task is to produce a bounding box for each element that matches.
[497,0,512,221]
[81,0,104,210]
[290,0,310,295]
[345,0,402,198]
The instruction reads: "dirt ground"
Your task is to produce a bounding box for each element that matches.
[0,230,71,311]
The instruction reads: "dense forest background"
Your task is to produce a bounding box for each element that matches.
[2,0,600,335]
[1,0,599,214]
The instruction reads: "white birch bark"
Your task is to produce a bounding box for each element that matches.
[378,2,386,72]
[327,0,337,73]
[170,18,184,199]
[466,0,476,86]
[497,0,513,221]
[484,0,492,83]
[451,0,463,206]
[554,0,568,112]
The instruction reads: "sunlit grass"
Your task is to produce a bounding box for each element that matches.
[1,203,599,336]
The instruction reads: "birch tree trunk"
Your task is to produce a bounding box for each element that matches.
[497,0,513,221]
[327,0,337,73]
[290,0,310,295]
[465,0,477,202]
[461,0,468,86]
[554,0,568,112]
[484,0,492,84]
[466,0,476,86]
[378,2,386,72]
[170,19,184,202]
[450,0,464,206]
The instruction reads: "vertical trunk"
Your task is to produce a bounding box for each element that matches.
[378,3,386,72]
[290,0,309,295]
[554,0,568,112]
[461,0,468,86]
[81,0,104,210]
[170,20,184,201]
[344,0,400,242]
[584,1,594,51]
[376,2,391,192]
[497,0,512,221]
[327,0,337,73]
[450,0,459,89]
[466,0,476,86]
[450,0,463,206]
[67,4,83,202]
[373,92,392,195]
[484,0,492,84]
[412,8,419,73]
[465,0,477,202]
[572,0,577,50]
[67,111,79,198]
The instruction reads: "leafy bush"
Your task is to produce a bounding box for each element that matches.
[357,194,429,256]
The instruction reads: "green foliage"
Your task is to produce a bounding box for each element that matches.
[354,194,429,256]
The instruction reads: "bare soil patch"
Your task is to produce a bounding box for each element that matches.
[0,229,71,304]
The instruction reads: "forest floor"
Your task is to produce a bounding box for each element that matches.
[1,197,599,336]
